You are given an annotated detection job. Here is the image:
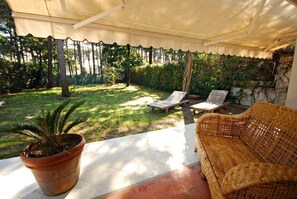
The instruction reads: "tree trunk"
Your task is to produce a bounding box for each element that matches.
[99,42,104,81]
[87,45,92,75]
[15,39,21,64]
[126,44,131,87]
[149,47,153,64]
[73,40,78,76]
[82,43,86,69]
[126,70,131,87]
[38,49,44,88]
[19,38,25,64]
[13,30,21,64]
[91,43,96,80]
[87,56,91,75]
[47,36,54,89]
[96,43,101,76]
[65,39,72,78]
[55,39,70,97]
[182,51,193,93]
[77,41,83,75]
[68,61,73,78]
[8,30,13,61]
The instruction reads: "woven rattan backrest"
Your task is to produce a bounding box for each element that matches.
[240,102,297,168]
[206,90,228,105]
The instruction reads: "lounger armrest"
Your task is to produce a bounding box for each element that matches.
[221,162,297,197]
[196,113,249,138]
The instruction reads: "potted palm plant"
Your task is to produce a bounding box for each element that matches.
[5,100,88,196]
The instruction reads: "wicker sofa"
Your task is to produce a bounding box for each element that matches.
[195,102,297,199]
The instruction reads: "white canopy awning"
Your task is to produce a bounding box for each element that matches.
[6,0,297,58]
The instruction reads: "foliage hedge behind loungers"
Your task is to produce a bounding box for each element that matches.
[131,52,275,100]
[131,62,184,93]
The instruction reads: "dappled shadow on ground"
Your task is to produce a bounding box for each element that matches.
[0,83,248,159]
[0,124,199,198]
[181,106,194,124]
[181,99,249,125]
[66,124,199,199]
[181,99,203,124]
[0,84,184,159]
[71,84,185,141]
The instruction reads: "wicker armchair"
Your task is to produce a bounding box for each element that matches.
[195,102,297,199]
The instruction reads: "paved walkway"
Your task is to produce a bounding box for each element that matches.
[0,123,199,199]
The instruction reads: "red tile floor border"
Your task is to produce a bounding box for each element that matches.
[101,163,211,199]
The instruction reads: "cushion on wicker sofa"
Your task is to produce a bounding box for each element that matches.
[195,102,297,199]
[200,136,261,185]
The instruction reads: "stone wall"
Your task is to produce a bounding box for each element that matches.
[231,48,294,107]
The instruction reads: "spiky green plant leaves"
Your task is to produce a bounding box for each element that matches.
[1,100,88,157]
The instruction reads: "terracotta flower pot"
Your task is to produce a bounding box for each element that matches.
[20,134,85,196]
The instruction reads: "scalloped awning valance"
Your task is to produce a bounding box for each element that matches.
[6,0,297,59]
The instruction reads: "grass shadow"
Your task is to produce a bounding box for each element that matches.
[0,83,184,159]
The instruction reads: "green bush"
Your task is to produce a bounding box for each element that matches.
[102,67,123,85]
[131,53,275,100]
[0,59,51,94]
[131,62,184,92]
[0,59,30,94]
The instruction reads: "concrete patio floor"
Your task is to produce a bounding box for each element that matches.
[0,123,200,199]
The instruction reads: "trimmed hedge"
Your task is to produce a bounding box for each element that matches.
[131,62,185,92]
[131,53,275,99]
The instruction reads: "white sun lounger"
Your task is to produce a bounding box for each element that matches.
[148,91,188,113]
[190,90,228,114]
[0,101,5,107]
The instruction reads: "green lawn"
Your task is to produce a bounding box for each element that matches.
[0,84,185,159]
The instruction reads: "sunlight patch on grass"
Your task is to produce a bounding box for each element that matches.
[120,96,154,107]
[0,83,185,159]
[123,85,139,91]
[88,106,101,113]
[25,115,34,120]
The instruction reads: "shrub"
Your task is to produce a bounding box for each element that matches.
[0,59,49,94]
[0,59,28,93]
[102,67,123,85]
[131,62,184,92]
[131,53,275,100]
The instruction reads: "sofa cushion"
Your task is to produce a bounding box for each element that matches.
[200,135,262,186]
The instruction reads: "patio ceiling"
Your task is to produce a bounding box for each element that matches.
[6,0,297,59]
